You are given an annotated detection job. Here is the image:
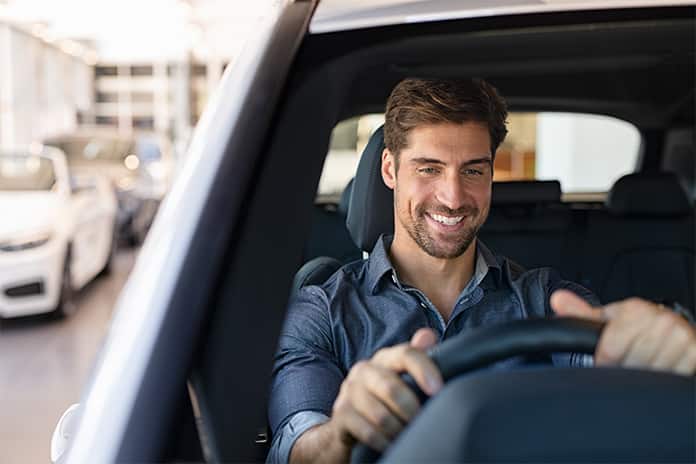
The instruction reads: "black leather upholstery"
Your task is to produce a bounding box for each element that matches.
[480,180,571,274]
[606,172,692,216]
[346,126,393,252]
[582,173,694,307]
[292,256,343,293]
[338,178,354,216]
[491,180,561,205]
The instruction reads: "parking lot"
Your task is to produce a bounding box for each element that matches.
[0,248,136,464]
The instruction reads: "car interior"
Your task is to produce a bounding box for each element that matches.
[112,5,695,463]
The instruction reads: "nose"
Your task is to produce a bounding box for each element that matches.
[436,171,467,210]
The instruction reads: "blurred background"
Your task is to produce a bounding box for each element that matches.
[0,1,273,462]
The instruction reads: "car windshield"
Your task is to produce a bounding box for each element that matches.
[45,137,130,164]
[0,154,56,191]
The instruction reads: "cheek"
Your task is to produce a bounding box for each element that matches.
[467,185,491,213]
[395,178,430,208]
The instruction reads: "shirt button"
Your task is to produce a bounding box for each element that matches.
[420,302,427,309]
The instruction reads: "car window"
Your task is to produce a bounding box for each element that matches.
[0,154,56,191]
[45,137,132,163]
[319,112,641,198]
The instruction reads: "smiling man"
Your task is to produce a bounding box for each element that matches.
[267,78,696,464]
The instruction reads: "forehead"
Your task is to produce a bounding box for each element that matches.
[403,121,492,159]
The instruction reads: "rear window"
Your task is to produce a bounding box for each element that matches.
[319,112,641,199]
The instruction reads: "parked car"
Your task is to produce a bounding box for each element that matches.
[53,1,694,463]
[0,146,117,319]
[43,130,173,246]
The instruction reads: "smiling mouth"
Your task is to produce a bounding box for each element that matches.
[427,213,465,226]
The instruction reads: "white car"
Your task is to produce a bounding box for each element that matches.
[0,146,118,318]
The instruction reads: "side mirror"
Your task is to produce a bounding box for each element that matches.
[50,403,80,463]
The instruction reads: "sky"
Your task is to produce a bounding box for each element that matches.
[1,0,275,61]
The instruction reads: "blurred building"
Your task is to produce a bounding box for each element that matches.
[91,59,226,145]
[0,20,95,149]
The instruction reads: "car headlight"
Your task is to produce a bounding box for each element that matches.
[0,232,52,252]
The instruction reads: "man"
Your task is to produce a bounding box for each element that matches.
[267,78,696,464]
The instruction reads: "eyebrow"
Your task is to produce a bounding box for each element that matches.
[410,156,493,167]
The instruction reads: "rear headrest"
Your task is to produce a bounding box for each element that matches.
[492,180,561,205]
[606,173,691,216]
[338,178,354,216]
[346,126,393,252]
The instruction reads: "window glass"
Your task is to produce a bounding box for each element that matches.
[317,114,383,199]
[533,113,641,192]
[319,112,641,199]
[0,154,56,191]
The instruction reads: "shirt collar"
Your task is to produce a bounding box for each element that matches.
[366,234,500,295]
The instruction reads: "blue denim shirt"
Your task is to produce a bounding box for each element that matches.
[267,236,597,463]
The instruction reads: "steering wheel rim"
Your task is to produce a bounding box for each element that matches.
[351,317,604,463]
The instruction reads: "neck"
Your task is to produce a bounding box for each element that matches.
[389,229,477,321]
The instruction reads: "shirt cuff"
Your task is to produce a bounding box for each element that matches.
[266,411,330,464]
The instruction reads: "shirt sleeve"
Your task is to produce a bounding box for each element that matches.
[265,411,330,464]
[267,285,345,450]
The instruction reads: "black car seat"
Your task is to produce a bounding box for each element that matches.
[303,179,361,263]
[580,172,695,310]
[292,127,388,294]
[479,180,573,275]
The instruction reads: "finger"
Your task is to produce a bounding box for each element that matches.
[622,311,679,368]
[593,300,658,366]
[672,343,696,376]
[410,328,438,351]
[352,362,421,422]
[340,406,391,452]
[372,345,443,395]
[550,289,603,321]
[651,321,695,372]
[351,388,405,440]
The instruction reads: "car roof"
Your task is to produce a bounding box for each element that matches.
[310,0,696,33]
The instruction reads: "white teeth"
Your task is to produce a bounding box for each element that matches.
[430,213,464,225]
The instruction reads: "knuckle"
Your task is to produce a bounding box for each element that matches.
[687,344,696,364]
[384,378,403,399]
[350,360,369,378]
[670,324,691,345]
[374,409,393,429]
[654,312,679,332]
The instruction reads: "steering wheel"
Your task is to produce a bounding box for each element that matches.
[351,317,604,463]
[352,317,695,463]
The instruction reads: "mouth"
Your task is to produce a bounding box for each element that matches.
[424,212,469,232]
[428,213,465,226]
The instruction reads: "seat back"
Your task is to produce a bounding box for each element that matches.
[579,173,695,308]
[479,180,573,274]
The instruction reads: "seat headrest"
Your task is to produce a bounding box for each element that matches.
[492,180,561,205]
[606,172,691,216]
[346,126,393,252]
[338,178,354,216]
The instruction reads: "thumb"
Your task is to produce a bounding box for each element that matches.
[410,328,438,351]
[550,289,604,321]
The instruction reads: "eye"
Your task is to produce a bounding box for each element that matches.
[418,167,440,175]
[463,168,483,176]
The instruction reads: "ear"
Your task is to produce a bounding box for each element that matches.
[381,148,396,190]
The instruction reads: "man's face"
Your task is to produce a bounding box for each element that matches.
[382,121,493,259]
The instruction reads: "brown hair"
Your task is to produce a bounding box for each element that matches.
[384,78,508,164]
